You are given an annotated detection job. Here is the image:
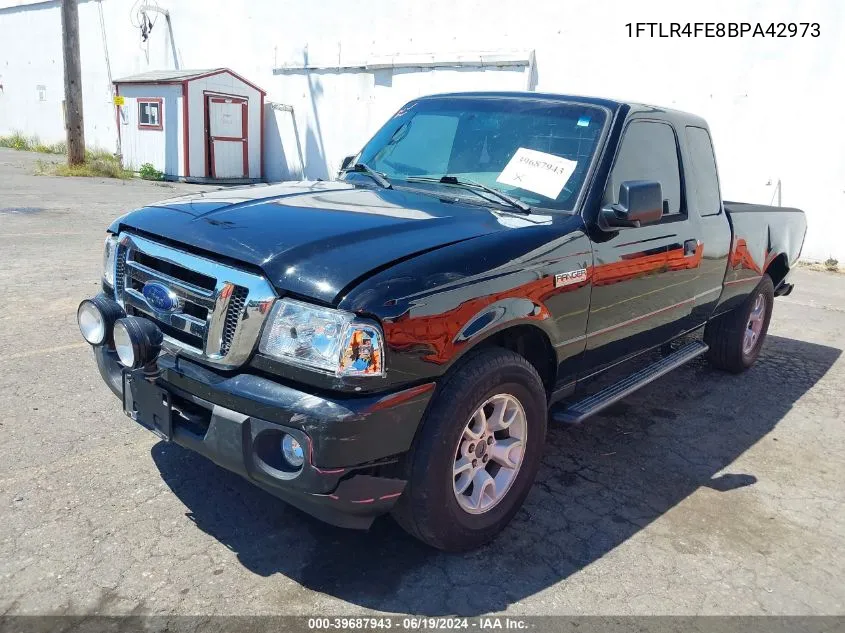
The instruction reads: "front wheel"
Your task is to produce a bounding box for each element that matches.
[392,348,547,551]
[705,274,774,373]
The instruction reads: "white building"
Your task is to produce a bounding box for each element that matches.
[0,0,842,260]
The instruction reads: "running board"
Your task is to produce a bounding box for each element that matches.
[551,341,709,425]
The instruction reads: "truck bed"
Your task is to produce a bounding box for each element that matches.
[723,201,804,217]
[722,200,807,294]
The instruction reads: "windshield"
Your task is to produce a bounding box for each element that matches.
[350,97,608,211]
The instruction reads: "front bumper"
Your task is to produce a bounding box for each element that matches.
[94,345,434,529]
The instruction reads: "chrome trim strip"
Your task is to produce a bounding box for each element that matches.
[115,232,277,369]
[723,275,762,287]
[554,334,587,349]
[588,297,694,339]
[692,287,723,301]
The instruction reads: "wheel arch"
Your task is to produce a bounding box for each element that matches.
[765,252,790,289]
[447,321,558,396]
[396,325,556,487]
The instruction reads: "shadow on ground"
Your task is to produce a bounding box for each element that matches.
[151,335,840,615]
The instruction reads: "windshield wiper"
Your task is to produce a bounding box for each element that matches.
[344,162,392,189]
[406,175,531,213]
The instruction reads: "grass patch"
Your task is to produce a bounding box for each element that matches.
[0,131,66,154]
[85,147,117,162]
[6,132,133,180]
[36,156,133,179]
[2,131,131,178]
[34,140,67,154]
[797,259,844,274]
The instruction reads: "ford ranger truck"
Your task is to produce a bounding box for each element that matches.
[77,92,807,551]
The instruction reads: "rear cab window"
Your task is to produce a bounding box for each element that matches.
[684,126,722,216]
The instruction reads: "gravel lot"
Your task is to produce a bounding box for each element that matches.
[1,147,843,617]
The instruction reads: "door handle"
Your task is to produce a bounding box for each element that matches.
[684,239,699,256]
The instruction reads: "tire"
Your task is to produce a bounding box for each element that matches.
[705,274,774,373]
[392,347,547,551]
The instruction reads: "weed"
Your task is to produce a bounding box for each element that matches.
[139,162,164,181]
[0,132,66,154]
[0,132,36,151]
[38,155,132,179]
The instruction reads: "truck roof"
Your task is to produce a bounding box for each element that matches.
[422,91,709,128]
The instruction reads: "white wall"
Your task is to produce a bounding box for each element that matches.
[0,0,842,260]
[0,0,120,149]
[116,83,182,176]
[271,64,530,180]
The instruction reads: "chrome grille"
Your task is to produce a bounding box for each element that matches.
[114,233,276,369]
[220,287,248,355]
[114,243,126,296]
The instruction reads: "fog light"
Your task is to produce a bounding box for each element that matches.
[281,434,305,468]
[113,317,163,369]
[77,295,124,346]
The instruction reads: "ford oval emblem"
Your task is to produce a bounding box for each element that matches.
[142,282,180,312]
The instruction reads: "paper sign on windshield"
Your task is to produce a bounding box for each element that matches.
[496,148,577,200]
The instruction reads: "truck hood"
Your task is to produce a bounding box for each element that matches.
[114,181,535,304]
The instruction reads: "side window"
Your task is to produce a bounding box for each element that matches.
[685,126,721,216]
[604,120,682,215]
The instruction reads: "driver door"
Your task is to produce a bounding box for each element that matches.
[581,118,703,377]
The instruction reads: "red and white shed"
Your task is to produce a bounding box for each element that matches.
[113,68,266,182]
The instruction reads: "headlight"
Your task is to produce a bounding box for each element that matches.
[77,300,107,345]
[103,234,118,287]
[113,320,136,367]
[113,317,163,369]
[77,295,125,345]
[259,298,385,377]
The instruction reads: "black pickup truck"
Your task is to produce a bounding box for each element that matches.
[78,92,806,551]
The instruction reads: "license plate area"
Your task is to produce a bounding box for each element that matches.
[123,371,173,441]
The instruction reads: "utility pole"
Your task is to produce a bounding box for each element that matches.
[61,0,85,165]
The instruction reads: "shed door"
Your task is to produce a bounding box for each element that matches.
[207,96,248,178]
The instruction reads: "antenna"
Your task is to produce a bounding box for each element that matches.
[130,0,180,69]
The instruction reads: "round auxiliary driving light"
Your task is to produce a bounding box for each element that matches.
[113,317,163,369]
[281,434,305,469]
[77,296,125,346]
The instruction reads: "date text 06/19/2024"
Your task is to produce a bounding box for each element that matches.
[625,22,820,37]
[306,617,529,630]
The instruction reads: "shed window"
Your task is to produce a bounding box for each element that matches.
[138,99,162,129]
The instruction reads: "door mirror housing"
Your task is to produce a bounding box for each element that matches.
[599,180,664,230]
[340,155,356,171]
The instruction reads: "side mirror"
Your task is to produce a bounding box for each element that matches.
[340,155,356,171]
[599,180,664,230]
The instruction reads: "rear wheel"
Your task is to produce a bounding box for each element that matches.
[392,348,547,551]
[705,274,774,373]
